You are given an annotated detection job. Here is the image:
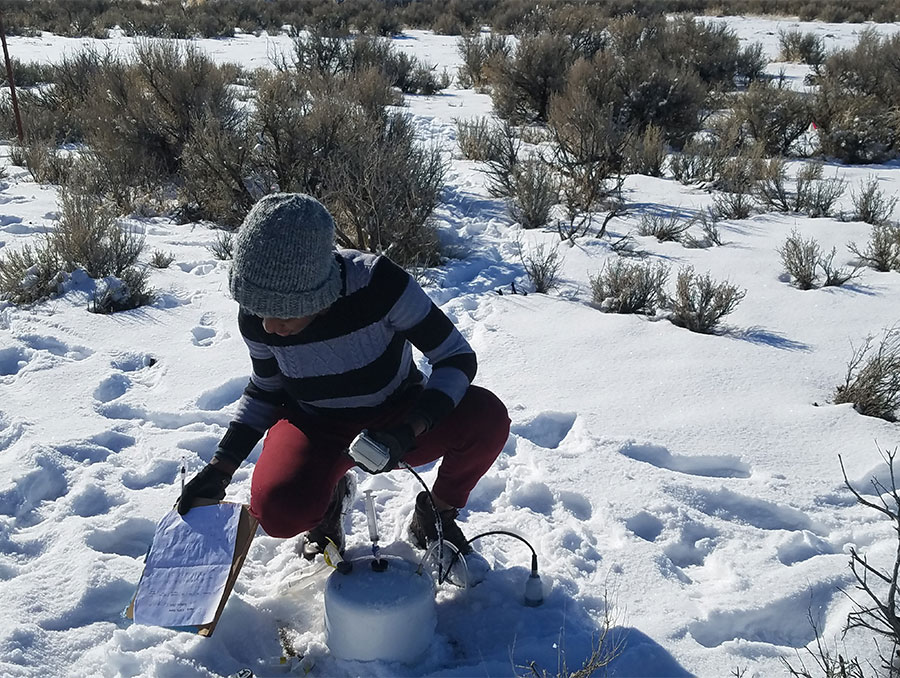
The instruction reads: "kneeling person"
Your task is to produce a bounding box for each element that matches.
[178,193,510,562]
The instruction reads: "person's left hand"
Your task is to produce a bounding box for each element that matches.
[365,424,417,473]
[176,461,234,515]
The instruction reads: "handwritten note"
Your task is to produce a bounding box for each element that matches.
[133,503,242,627]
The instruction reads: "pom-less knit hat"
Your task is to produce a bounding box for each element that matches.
[229,193,342,318]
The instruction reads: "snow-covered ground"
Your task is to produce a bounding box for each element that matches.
[1,16,900,678]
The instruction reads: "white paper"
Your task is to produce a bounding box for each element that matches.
[133,503,242,627]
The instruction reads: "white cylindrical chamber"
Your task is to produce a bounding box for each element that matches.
[323,556,436,663]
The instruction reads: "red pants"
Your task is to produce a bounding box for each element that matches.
[249,386,510,538]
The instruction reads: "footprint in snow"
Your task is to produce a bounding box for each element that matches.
[776,530,836,566]
[93,373,131,403]
[177,260,217,276]
[510,411,577,449]
[619,442,751,479]
[110,352,156,372]
[0,413,26,452]
[666,485,825,535]
[85,517,156,558]
[68,483,122,517]
[122,458,182,491]
[0,450,68,526]
[663,520,719,569]
[0,560,20,581]
[626,511,665,542]
[57,430,135,464]
[195,377,245,411]
[191,325,217,346]
[550,525,603,574]
[625,509,719,571]
[0,345,32,378]
[508,480,555,515]
[17,334,92,361]
[685,580,837,649]
[557,489,593,520]
[97,400,227,430]
[191,312,221,347]
[0,214,24,230]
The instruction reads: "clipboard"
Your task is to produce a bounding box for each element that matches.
[126,501,258,637]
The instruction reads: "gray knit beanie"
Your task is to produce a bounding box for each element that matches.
[229,193,341,318]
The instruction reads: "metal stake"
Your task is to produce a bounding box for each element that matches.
[0,10,24,142]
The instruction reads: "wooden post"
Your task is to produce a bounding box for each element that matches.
[0,9,24,142]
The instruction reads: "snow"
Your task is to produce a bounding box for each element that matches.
[1,16,900,678]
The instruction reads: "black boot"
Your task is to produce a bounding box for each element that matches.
[408,491,472,555]
[299,474,355,561]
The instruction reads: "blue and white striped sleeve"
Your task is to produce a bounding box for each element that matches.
[383,258,477,428]
[214,336,286,467]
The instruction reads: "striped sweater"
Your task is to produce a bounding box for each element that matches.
[215,250,477,466]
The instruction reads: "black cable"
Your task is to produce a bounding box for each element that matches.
[399,462,450,584]
[465,530,539,574]
[400,465,541,585]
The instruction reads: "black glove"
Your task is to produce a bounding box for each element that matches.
[177,463,233,515]
[365,424,417,474]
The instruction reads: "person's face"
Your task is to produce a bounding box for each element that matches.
[261,315,317,336]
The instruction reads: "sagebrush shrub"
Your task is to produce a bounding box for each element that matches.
[1,47,110,145]
[663,16,764,87]
[292,28,354,78]
[850,177,898,226]
[294,32,445,95]
[804,176,846,219]
[834,328,900,422]
[684,209,724,248]
[670,137,728,185]
[638,213,690,243]
[431,12,464,36]
[625,125,666,177]
[488,31,574,123]
[548,65,628,235]
[669,267,745,333]
[478,120,521,198]
[849,222,900,272]
[509,159,558,230]
[52,189,144,278]
[818,247,862,287]
[208,230,234,261]
[1,59,54,87]
[456,32,510,89]
[617,54,706,148]
[0,189,149,309]
[728,80,811,156]
[777,29,825,67]
[14,138,72,185]
[326,112,446,267]
[515,238,564,294]
[755,158,792,212]
[67,41,240,210]
[759,161,847,219]
[149,250,175,269]
[456,118,499,161]
[814,30,900,163]
[716,150,765,193]
[778,229,820,290]
[712,190,755,220]
[0,238,64,304]
[180,114,257,227]
[89,267,154,314]
[589,259,669,314]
